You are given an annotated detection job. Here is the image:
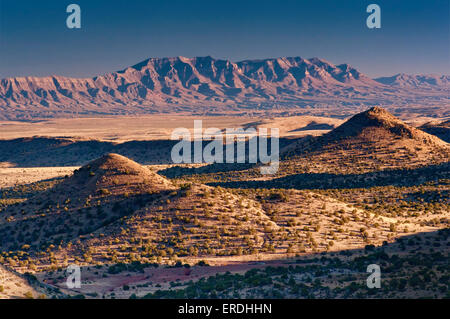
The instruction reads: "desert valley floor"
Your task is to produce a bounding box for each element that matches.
[0,107,448,299]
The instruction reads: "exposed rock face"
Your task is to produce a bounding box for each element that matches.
[0,56,448,120]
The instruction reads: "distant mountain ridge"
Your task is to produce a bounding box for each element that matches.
[374,73,450,88]
[0,56,448,120]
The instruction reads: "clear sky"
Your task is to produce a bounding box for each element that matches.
[0,0,448,79]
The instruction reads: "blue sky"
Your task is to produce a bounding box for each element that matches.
[0,0,448,78]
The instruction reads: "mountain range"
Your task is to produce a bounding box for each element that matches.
[0,56,449,120]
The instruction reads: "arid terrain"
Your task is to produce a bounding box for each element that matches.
[1,56,449,121]
[0,265,44,299]
[0,107,448,299]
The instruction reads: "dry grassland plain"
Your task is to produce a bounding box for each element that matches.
[0,110,448,299]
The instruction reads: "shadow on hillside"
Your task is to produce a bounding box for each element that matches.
[299,228,449,262]
[159,163,256,178]
[0,177,65,199]
[0,186,177,250]
[102,229,449,299]
[0,137,177,167]
[289,122,335,132]
[136,228,449,299]
[207,162,450,190]
[0,137,295,168]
